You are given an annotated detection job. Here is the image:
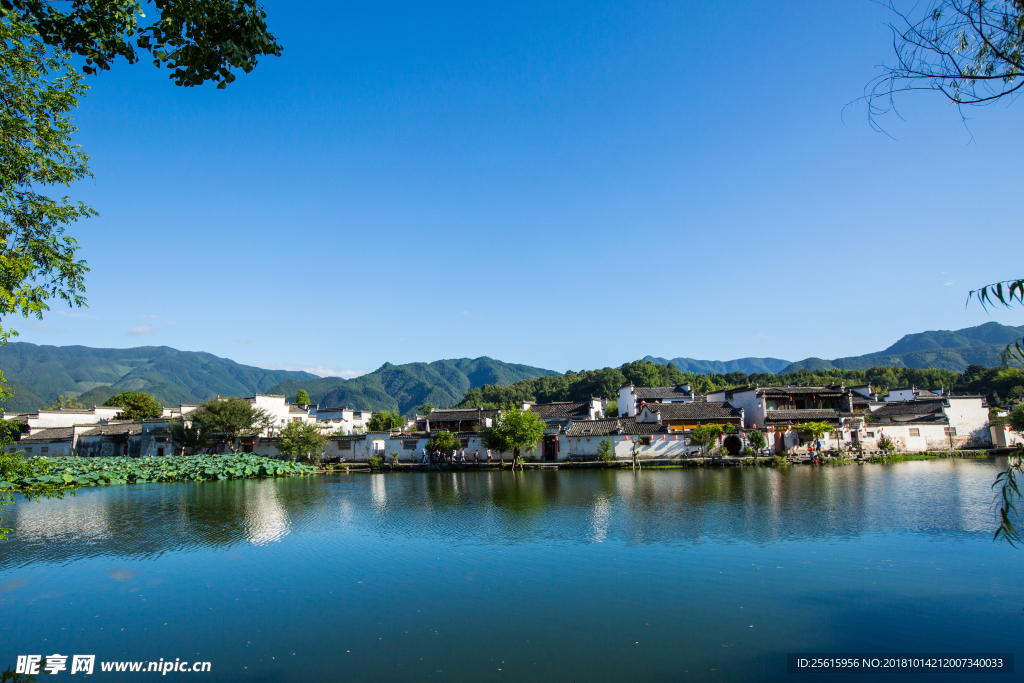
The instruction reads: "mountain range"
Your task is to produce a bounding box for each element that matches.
[777,322,1024,373]
[0,343,318,412]
[1,321,1020,414]
[265,358,558,416]
[643,322,1023,375]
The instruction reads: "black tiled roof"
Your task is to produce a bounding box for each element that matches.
[564,417,668,436]
[633,386,694,400]
[764,409,848,423]
[527,402,591,419]
[872,400,946,417]
[78,422,144,437]
[21,427,74,442]
[641,402,741,420]
[869,415,949,424]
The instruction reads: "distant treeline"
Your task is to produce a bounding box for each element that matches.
[455,360,1024,409]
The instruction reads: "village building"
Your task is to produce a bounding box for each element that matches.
[3,406,122,430]
[634,401,743,432]
[309,406,372,434]
[885,386,946,402]
[523,399,605,427]
[618,383,695,417]
[859,395,990,451]
[415,408,498,433]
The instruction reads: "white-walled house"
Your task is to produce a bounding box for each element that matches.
[885,387,945,402]
[248,394,315,434]
[4,407,122,431]
[618,384,694,417]
[309,406,372,434]
[858,395,991,451]
[635,402,743,432]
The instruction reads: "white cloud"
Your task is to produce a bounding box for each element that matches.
[944,281,954,286]
[462,310,472,318]
[144,315,160,319]
[127,324,156,336]
[59,311,98,319]
[259,363,366,379]
[30,321,57,333]
[236,338,251,344]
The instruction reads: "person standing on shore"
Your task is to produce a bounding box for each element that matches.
[486,449,492,464]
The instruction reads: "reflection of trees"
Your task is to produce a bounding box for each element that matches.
[1,462,1008,569]
[0,477,341,569]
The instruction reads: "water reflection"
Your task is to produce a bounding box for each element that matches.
[0,459,1011,570]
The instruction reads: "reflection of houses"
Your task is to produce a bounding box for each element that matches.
[415,408,498,433]
[619,383,695,417]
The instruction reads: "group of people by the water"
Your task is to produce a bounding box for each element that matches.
[420,447,493,465]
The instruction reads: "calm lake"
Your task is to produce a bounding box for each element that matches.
[1,459,1021,682]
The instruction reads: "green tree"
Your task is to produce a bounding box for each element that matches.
[877,433,897,454]
[426,430,460,461]
[417,403,435,415]
[868,0,1024,125]
[747,429,767,453]
[481,407,545,471]
[798,422,834,448]
[604,399,618,418]
[190,397,271,452]
[689,424,724,456]
[169,418,210,456]
[2,0,282,88]
[0,19,92,401]
[103,391,162,420]
[294,389,310,406]
[275,421,328,464]
[367,410,403,431]
[45,394,85,410]
[621,360,662,388]
[597,438,614,462]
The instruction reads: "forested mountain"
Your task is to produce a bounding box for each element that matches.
[780,322,1024,373]
[0,343,317,411]
[267,357,558,416]
[4,320,1022,415]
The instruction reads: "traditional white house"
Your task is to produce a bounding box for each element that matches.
[415,408,498,433]
[635,401,744,432]
[309,406,372,434]
[3,407,122,431]
[885,386,946,402]
[618,383,695,417]
[859,395,991,450]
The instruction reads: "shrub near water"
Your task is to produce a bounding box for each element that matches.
[0,455,317,489]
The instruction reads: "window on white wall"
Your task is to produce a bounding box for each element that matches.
[909,428,920,437]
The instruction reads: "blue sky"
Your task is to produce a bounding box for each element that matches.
[16,0,1024,376]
